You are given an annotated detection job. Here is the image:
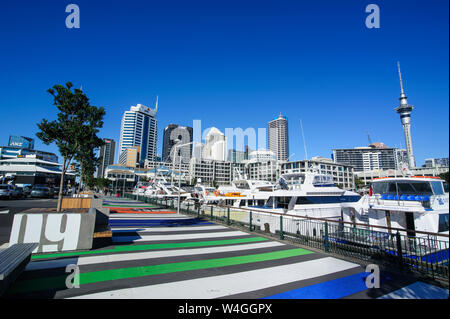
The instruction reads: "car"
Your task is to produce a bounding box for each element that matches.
[30,187,52,198]
[22,186,32,197]
[0,184,21,199]
[14,187,26,199]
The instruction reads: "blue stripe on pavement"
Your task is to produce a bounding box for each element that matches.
[378,281,449,299]
[263,272,370,299]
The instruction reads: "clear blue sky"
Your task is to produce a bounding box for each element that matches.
[0,0,448,166]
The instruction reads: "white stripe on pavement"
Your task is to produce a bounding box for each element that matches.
[112,230,250,243]
[111,225,227,233]
[69,257,359,299]
[25,241,286,271]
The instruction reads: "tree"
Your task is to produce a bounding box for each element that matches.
[439,172,449,184]
[75,138,104,192]
[36,82,105,211]
[354,177,365,190]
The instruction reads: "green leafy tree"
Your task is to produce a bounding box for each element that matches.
[439,172,449,185]
[354,177,365,190]
[36,82,105,211]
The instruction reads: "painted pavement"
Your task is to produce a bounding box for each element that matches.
[3,198,448,299]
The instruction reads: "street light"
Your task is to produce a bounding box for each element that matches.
[172,140,194,214]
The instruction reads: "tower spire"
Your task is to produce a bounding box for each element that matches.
[397,61,405,96]
[394,62,415,168]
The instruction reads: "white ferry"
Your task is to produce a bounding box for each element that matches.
[355,176,449,241]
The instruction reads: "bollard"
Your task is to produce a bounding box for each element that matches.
[197,205,200,218]
[324,222,330,253]
[396,231,404,269]
[210,206,213,220]
[187,202,190,214]
[280,215,284,240]
[249,211,253,232]
[227,207,230,226]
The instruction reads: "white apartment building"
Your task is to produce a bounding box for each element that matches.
[280,157,355,190]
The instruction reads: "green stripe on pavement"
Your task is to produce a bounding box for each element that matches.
[31,237,270,260]
[9,248,313,294]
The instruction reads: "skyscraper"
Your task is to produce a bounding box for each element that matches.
[203,127,227,161]
[268,114,289,161]
[96,138,116,178]
[395,62,416,168]
[162,124,193,163]
[119,101,158,165]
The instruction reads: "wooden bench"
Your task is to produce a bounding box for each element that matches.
[0,243,39,296]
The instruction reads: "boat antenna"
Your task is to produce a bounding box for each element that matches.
[300,119,308,160]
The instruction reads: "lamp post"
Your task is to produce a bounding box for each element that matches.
[173,140,194,214]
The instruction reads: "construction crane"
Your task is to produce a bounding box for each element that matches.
[367,131,373,145]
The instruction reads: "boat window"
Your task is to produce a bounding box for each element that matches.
[438,214,449,233]
[296,197,313,205]
[372,181,387,194]
[431,181,444,195]
[397,182,416,194]
[387,182,398,194]
[276,197,292,209]
[409,182,433,195]
[312,175,335,187]
[235,182,250,189]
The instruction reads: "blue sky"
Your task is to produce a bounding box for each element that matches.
[0,0,448,166]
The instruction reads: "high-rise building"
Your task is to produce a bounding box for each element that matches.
[228,149,245,163]
[332,143,409,172]
[119,101,158,165]
[395,62,416,168]
[268,114,289,161]
[96,138,116,178]
[162,124,193,163]
[424,158,449,168]
[203,127,227,161]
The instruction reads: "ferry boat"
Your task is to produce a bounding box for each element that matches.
[334,175,449,265]
[349,176,449,240]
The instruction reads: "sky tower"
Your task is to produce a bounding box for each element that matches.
[395,62,416,168]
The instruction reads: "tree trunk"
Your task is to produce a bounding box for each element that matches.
[77,163,83,194]
[57,157,67,212]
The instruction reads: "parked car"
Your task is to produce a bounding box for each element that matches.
[14,187,26,199]
[0,185,21,199]
[30,187,52,198]
[22,186,32,197]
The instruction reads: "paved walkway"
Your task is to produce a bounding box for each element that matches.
[4,198,449,299]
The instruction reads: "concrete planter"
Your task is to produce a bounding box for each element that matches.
[9,207,97,253]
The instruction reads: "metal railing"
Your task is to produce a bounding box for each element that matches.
[123,193,449,280]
